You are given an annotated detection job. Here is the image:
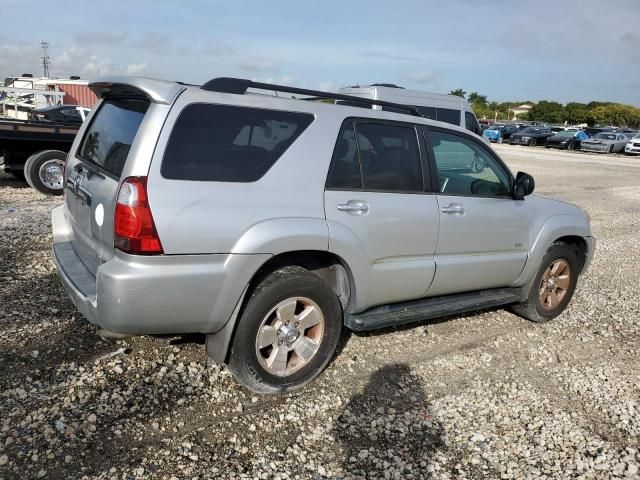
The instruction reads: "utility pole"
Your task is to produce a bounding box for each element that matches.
[40,41,50,78]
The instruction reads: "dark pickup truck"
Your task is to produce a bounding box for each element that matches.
[0,119,78,195]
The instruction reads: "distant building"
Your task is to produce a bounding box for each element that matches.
[511,104,533,120]
[2,76,97,119]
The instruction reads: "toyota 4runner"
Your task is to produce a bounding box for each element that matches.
[52,77,595,393]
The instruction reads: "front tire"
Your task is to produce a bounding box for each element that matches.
[510,243,579,323]
[227,266,342,394]
[530,138,537,147]
[24,150,66,195]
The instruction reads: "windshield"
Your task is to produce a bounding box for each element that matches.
[488,125,504,131]
[556,131,575,138]
[521,127,541,134]
[594,133,616,140]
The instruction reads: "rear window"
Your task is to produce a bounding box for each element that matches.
[161,104,314,182]
[78,98,149,178]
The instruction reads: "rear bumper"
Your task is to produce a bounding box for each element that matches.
[52,205,270,335]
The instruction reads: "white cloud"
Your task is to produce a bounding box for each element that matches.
[126,62,148,76]
[238,58,281,74]
[401,71,441,85]
[319,81,334,92]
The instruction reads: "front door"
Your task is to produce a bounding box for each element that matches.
[324,120,440,311]
[424,127,530,297]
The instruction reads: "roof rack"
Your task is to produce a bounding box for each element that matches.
[200,77,422,117]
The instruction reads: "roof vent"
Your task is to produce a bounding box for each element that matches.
[70,75,80,80]
[22,73,33,78]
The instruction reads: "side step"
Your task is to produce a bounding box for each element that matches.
[344,287,523,331]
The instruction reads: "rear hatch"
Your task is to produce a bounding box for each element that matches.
[65,97,150,275]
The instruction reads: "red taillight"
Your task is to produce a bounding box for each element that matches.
[114,176,163,255]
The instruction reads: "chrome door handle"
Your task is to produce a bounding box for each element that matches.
[337,202,369,214]
[440,204,465,214]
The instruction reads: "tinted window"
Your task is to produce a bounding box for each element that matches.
[356,123,422,192]
[437,108,461,126]
[415,106,437,120]
[465,111,480,134]
[326,123,361,189]
[79,99,149,178]
[162,104,313,182]
[430,130,511,197]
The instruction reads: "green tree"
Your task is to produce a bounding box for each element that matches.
[468,92,488,106]
[449,89,466,99]
[528,101,565,124]
[564,102,589,125]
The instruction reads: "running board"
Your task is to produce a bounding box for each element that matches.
[344,287,523,331]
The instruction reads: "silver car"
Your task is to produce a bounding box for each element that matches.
[52,76,595,393]
[581,132,629,153]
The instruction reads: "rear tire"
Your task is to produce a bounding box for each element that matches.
[529,138,537,147]
[510,243,579,323]
[227,266,342,394]
[24,150,66,196]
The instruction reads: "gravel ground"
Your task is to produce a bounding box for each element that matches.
[1,145,639,480]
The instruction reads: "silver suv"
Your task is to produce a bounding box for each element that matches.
[52,77,595,393]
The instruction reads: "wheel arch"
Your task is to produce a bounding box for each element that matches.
[206,249,355,364]
[514,215,592,287]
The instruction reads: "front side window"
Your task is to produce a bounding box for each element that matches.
[430,130,511,197]
[356,123,423,192]
[79,98,150,178]
[162,104,313,182]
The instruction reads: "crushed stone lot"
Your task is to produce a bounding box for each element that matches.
[1,145,639,480]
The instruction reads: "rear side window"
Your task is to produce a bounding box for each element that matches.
[78,99,149,178]
[326,123,361,189]
[437,108,461,126]
[162,104,314,182]
[326,121,423,193]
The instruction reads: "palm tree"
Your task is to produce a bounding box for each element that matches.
[468,92,487,106]
[449,89,466,99]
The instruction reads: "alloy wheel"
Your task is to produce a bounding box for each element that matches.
[255,297,325,376]
[538,259,571,310]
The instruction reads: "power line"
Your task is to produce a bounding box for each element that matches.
[40,41,50,78]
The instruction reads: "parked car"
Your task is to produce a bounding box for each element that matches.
[30,105,90,125]
[482,124,505,143]
[582,127,614,137]
[624,133,640,155]
[545,130,589,150]
[52,76,595,394]
[581,132,629,153]
[509,126,555,146]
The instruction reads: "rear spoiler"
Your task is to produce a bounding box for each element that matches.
[89,77,185,105]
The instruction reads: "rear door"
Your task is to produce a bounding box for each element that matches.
[324,119,440,310]
[423,126,529,297]
[65,98,150,274]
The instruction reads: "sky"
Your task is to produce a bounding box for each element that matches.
[1,0,639,106]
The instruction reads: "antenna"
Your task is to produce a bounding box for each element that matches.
[40,41,50,78]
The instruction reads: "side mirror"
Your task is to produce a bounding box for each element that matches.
[513,171,535,200]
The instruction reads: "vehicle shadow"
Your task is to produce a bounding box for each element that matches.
[333,363,444,478]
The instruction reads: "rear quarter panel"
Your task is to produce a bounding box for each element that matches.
[147,89,340,255]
